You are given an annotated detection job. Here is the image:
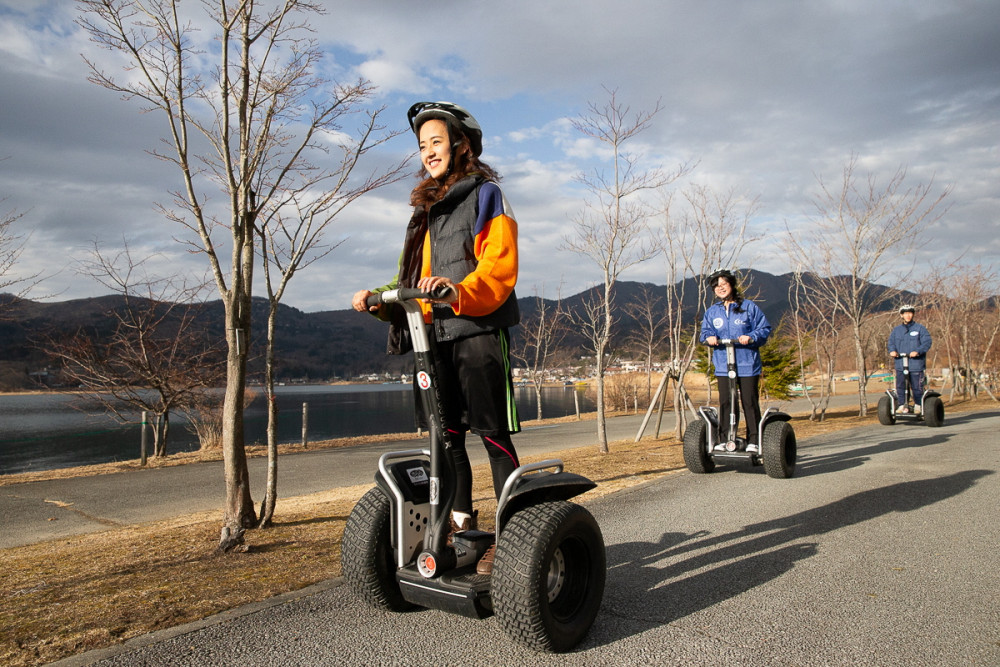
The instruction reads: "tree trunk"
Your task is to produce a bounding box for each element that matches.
[595,349,608,453]
[258,303,280,528]
[220,289,256,545]
[853,324,869,416]
[534,383,543,421]
[153,411,170,457]
[151,413,164,458]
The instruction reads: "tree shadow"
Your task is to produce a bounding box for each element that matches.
[583,469,992,649]
[793,431,952,477]
[792,408,999,477]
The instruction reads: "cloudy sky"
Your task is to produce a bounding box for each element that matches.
[1,0,998,312]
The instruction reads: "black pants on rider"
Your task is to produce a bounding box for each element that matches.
[416,327,521,515]
[895,369,925,407]
[718,375,762,446]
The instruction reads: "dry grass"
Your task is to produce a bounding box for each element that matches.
[1,398,994,666]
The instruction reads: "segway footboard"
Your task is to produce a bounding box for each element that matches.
[395,565,494,618]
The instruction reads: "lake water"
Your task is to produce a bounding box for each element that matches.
[0,384,594,475]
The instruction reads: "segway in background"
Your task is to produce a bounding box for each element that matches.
[341,287,606,653]
[683,339,796,479]
[877,354,944,427]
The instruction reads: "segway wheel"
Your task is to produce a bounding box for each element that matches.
[877,395,896,426]
[682,420,715,474]
[492,501,606,653]
[341,487,414,612]
[761,420,796,479]
[923,396,945,427]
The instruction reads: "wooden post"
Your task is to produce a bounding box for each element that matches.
[654,377,669,438]
[140,411,148,467]
[301,402,309,449]
[635,372,668,442]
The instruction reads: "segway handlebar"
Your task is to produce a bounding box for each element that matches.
[365,285,455,308]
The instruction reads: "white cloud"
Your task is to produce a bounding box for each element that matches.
[0,0,997,313]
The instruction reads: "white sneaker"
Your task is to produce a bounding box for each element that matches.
[896,405,908,414]
[913,404,921,415]
[746,444,760,454]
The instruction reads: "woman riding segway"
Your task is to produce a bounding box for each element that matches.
[344,102,606,652]
[352,101,521,575]
[699,269,772,453]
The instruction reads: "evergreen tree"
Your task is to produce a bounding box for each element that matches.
[760,334,808,400]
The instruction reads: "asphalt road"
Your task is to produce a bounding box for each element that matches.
[49,402,1000,666]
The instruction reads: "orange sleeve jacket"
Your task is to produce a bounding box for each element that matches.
[418,182,518,321]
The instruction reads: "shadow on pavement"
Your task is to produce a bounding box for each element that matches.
[793,431,953,477]
[587,468,993,649]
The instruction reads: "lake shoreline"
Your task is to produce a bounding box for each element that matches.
[0,410,606,487]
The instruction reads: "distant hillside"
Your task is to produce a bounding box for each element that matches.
[0,270,913,390]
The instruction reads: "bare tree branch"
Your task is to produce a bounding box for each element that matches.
[782,155,950,415]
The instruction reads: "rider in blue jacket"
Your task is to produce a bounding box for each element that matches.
[700,269,772,452]
[887,304,932,414]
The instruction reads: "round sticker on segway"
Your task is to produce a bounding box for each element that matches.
[417,370,432,390]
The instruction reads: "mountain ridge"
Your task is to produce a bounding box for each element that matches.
[0,270,915,389]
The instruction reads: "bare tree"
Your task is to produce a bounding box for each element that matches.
[0,200,42,312]
[782,156,950,416]
[46,243,223,457]
[78,0,399,549]
[649,185,759,439]
[563,87,685,452]
[622,283,668,402]
[787,270,842,420]
[920,260,1000,400]
[255,133,408,527]
[511,288,568,421]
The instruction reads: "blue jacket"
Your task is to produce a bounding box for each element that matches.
[887,321,932,372]
[700,299,771,377]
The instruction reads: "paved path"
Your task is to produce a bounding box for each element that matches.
[2,395,864,549]
[49,403,1000,666]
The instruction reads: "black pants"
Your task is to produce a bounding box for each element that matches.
[717,375,762,444]
[415,328,521,513]
[446,430,519,514]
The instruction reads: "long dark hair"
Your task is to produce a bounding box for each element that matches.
[409,122,501,209]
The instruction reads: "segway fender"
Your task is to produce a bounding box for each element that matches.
[761,410,791,426]
[497,471,597,533]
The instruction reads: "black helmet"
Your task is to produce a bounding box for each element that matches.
[407,101,483,157]
[898,304,916,314]
[707,268,737,287]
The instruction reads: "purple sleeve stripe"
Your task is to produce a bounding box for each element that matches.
[474,182,506,235]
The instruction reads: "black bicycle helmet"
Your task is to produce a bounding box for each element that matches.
[707,268,737,287]
[898,304,916,314]
[407,101,484,157]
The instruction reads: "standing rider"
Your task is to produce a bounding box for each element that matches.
[887,304,932,414]
[700,269,772,453]
[352,101,521,575]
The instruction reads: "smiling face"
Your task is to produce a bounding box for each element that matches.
[713,276,734,301]
[901,310,914,324]
[418,118,452,180]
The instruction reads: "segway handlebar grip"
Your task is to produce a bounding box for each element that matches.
[365,286,454,308]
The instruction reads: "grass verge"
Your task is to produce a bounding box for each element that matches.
[1,398,993,666]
